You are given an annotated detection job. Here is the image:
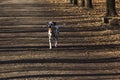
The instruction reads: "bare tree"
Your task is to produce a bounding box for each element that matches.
[105,0,118,16]
[85,0,93,9]
[73,0,78,5]
[70,0,73,4]
[81,0,85,7]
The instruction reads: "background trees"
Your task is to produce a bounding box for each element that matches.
[81,0,85,7]
[72,0,93,9]
[70,0,118,17]
[84,0,93,9]
[105,0,118,16]
[73,0,78,5]
[70,0,73,4]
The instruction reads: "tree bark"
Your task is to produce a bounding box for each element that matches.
[105,0,118,16]
[81,0,85,7]
[73,0,78,5]
[85,0,93,9]
[70,0,73,4]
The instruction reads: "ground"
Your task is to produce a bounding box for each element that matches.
[0,0,120,80]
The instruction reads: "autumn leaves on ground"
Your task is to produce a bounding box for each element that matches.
[0,0,120,80]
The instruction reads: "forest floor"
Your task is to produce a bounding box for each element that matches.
[0,0,120,80]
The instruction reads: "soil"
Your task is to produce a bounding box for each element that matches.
[0,0,120,80]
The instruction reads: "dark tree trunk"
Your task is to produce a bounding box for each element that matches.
[70,0,73,4]
[105,0,118,16]
[81,0,85,7]
[73,0,78,5]
[85,0,93,9]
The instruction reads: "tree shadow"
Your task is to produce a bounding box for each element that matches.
[0,43,119,52]
[1,73,120,80]
[0,57,120,65]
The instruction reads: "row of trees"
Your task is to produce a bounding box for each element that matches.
[70,0,118,17]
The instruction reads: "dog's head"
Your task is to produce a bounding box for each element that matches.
[48,21,56,28]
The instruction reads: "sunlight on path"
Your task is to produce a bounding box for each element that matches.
[0,0,50,4]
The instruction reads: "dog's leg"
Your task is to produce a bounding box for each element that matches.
[55,38,58,48]
[55,28,59,48]
[49,38,52,49]
[54,33,58,48]
[48,30,52,49]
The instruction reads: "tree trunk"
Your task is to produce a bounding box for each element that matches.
[85,0,93,9]
[73,0,78,5]
[70,0,73,4]
[105,0,118,16]
[81,0,85,7]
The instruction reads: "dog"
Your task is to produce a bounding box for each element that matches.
[48,21,59,49]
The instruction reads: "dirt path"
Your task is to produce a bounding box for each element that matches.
[0,0,50,4]
[0,0,120,80]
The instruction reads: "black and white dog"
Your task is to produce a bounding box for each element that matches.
[48,21,59,49]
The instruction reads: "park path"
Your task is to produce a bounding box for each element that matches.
[0,0,120,79]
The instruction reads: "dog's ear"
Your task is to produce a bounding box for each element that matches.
[53,22,56,26]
